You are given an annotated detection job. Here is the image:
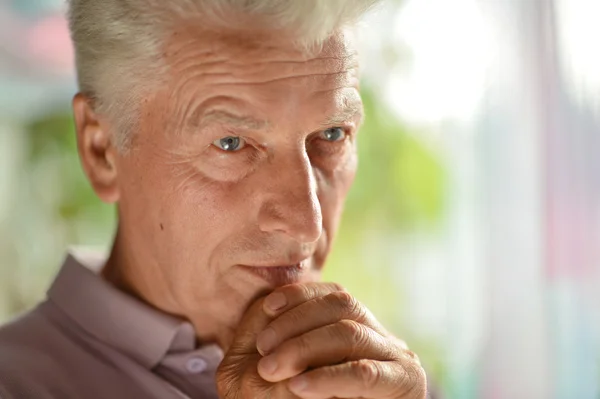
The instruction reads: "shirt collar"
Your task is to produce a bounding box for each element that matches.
[47,250,198,369]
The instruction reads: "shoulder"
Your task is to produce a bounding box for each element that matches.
[0,307,77,399]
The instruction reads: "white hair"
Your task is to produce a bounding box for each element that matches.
[67,0,380,150]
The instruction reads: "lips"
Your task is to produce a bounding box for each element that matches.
[239,262,309,286]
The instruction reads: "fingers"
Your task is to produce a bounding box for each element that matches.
[217,295,307,399]
[257,320,400,382]
[230,282,345,356]
[226,297,273,356]
[222,284,359,399]
[223,284,347,386]
[262,282,346,316]
[217,298,272,397]
[287,360,427,399]
[227,281,339,354]
[257,290,386,356]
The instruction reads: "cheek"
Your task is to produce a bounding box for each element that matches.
[310,165,355,269]
[119,153,249,266]
[161,170,248,237]
[316,148,357,209]
[338,149,358,193]
[315,150,357,243]
[137,169,253,301]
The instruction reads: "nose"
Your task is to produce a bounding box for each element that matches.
[257,150,323,244]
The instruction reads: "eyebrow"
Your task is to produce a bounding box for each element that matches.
[192,110,270,131]
[189,99,363,132]
[321,100,365,127]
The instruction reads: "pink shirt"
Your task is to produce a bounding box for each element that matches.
[0,252,223,398]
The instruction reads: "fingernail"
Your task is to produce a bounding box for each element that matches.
[288,375,308,393]
[264,292,287,312]
[256,328,278,355]
[258,354,278,375]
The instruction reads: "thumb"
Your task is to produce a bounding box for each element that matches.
[226,297,273,356]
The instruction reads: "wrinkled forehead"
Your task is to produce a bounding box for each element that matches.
[162,23,360,80]
[151,24,362,132]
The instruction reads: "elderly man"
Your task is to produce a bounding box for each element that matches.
[0,1,428,398]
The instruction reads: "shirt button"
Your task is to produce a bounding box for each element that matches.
[186,357,208,374]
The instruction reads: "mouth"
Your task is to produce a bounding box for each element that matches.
[239,262,309,286]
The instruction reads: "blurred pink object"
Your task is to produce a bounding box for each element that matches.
[26,14,74,75]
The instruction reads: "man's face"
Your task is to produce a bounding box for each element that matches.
[112,27,362,341]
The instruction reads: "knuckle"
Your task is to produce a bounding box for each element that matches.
[295,333,313,356]
[330,290,354,308]
[338,319,367,345]
[290,283,316,301]
[282,304,309,326]
[328,291,363,319]
[404,349,422,364]
[354,359,381,390]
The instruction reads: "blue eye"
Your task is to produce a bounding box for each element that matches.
[213,136,246,152]
[321,127,346,142]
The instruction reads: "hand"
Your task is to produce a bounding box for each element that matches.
[216,283,427,399]
[257,283,427,399]
[216,285,347,398]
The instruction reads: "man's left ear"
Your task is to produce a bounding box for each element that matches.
[72,93,120,203]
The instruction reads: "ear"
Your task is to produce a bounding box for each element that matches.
[73,93,120,203]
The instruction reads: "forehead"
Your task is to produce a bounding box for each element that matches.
[159,26,362,126]
[163,24,359,71]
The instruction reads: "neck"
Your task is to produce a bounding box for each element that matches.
[101,226,238,352]
[101,229,138,298]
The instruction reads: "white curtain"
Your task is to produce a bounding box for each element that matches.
[452,1,600,398]
[368,0,600,397]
